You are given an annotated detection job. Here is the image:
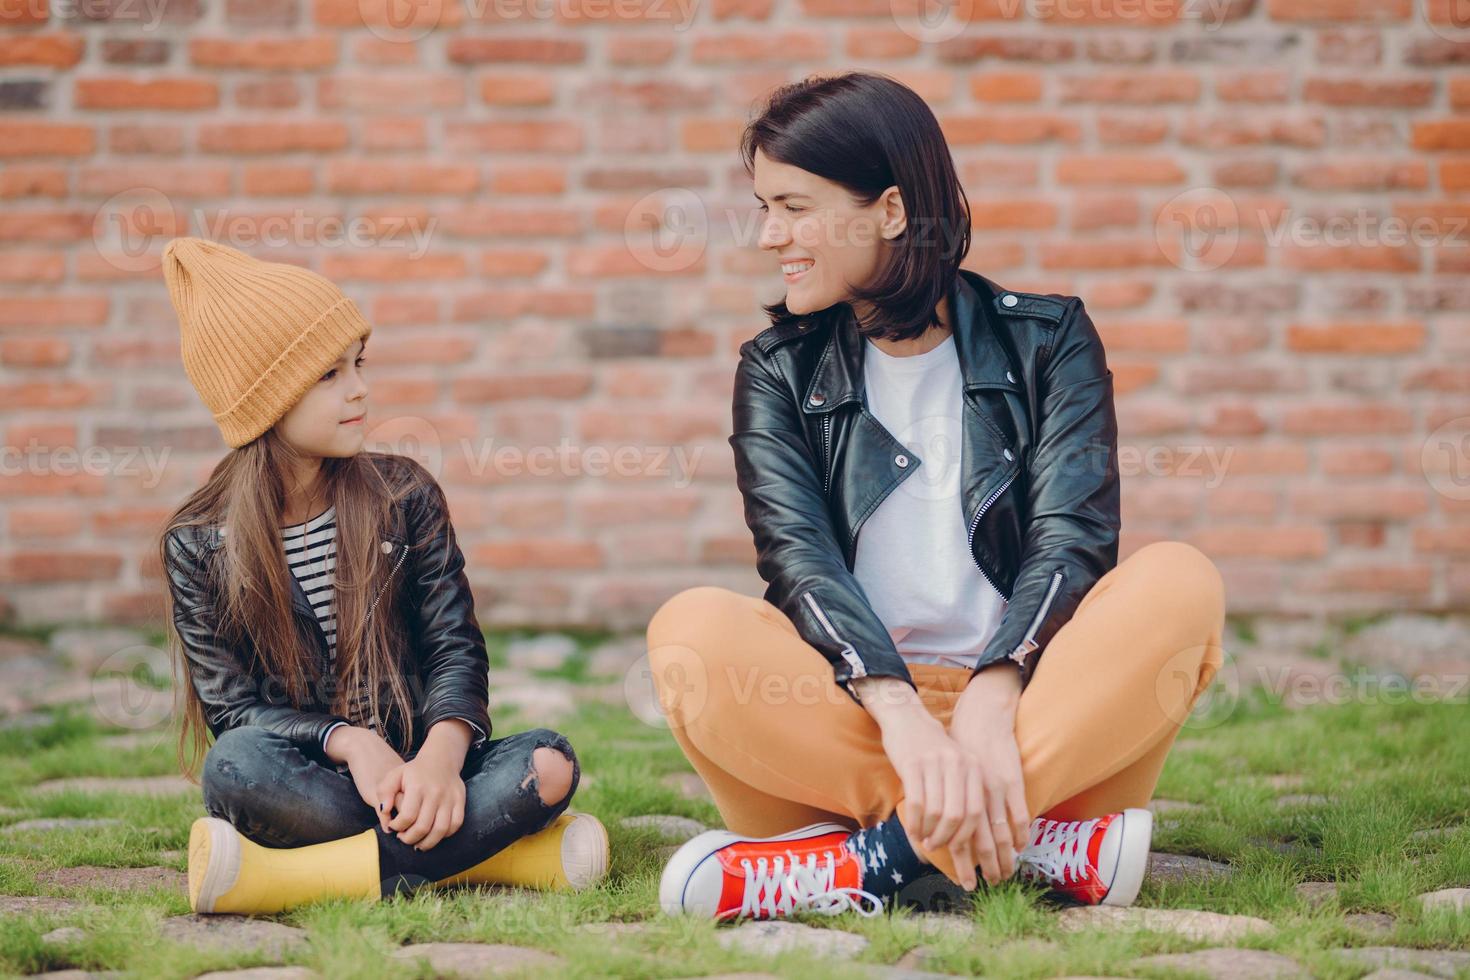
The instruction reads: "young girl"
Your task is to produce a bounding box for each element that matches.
[158,236,608,915]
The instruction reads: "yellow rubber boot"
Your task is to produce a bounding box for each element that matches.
[435,812,609,892]
[188,817,381,915]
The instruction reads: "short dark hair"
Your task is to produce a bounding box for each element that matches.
[740,72,972,343]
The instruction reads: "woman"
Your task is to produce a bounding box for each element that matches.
[158,237,608,915]
[650,73,1225,921]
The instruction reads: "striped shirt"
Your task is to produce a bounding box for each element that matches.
[283,505,339,656]
[281,506,376,761]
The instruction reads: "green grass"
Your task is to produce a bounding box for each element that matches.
[0,669,1467,978]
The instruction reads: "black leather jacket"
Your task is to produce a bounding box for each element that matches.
[731,268,1120,703]
[163,453,493,753]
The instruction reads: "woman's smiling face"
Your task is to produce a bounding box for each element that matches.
[753,147,904,316]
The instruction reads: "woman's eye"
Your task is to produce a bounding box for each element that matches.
[757,203,768,213]
[786,206,805,213]
[320,369,337,382]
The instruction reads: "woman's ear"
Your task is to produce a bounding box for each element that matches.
[878,185,906,241]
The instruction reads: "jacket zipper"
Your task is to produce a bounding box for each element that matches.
[1011,568,1064,665]
[366,542,408,622]
[821,414,832,496]
[966,468,1017,598]
[801,590,866,679]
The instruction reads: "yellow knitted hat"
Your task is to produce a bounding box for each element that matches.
[162,237,373,448]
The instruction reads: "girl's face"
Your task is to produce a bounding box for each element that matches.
[753,147,906,316]
[275,336,370,458]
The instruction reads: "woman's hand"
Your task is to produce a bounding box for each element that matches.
[330,727,405,818]
[377,720,472,851]
[851,677,989,879]
[946,667,1031,889]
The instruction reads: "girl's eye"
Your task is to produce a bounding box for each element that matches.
[320,369,337,382]
[757,203,768,213]
[786,206,805,213]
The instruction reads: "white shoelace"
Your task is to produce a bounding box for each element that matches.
[735,849,885,920]
[1017,816,1101,885]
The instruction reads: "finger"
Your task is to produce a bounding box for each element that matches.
[389,784,423,833]
[928,757,966,851]
[898,764,924,839]
[974,819,1001,887]
[399,790,440,845]
[449,798,465,838]
[948,837,977,892]
[918,759,943,846]
[1007,781,1032,858]
[376,771,404,831]
[417,804,455,851]
[952,762,986,865]
[987,788,1016,879]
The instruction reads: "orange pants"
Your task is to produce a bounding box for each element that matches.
[645,540,1226,886]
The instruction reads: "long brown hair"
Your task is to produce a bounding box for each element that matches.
[160,436,448,781]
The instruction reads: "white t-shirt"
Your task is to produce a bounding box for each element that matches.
[852,333,1008,670]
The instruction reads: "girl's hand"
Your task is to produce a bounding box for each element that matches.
[335,727,406,817]
[946,668,1031,890]
[377,745,466,851]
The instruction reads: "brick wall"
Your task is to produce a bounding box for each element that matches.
[0,0,1467,631]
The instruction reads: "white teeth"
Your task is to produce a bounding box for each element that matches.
[782,261,813,275]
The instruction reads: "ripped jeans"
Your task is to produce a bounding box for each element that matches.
[200,724,580,894]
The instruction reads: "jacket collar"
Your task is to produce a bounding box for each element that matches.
[800,269,1020,415]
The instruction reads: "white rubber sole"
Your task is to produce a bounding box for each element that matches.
[658,821,853,917]
[1099,807,1153,907]
[560,812,610,890]
[188,817,241,914]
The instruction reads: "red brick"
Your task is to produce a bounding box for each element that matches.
[446,37,585,64]
[0,552,124,584]
[1414,120,1470,151]
[0,296,108,329]
[690,31,827,63]
[0,32,82,66]
[1056,154,1186,184]
[0,250,64,285]
[475,539,602,570]
[480,74,556,106]
[199,122,349,153]
[190,36,337,69]
[75,78,218,110]
[0,122,94,158]
[0,335,68,366]
[1266,0,1410,20]
[243,164,314,196]
[1286,321,1425,353]
[1282,403,1413,435]
[453,372,593,403]
[326,162,478,195]
[445,121,583,154]
[1193,526,1327,559]
[1303,77,1434,107]
[318,74,464,109]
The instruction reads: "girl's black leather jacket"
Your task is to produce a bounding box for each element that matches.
[163,453,493,753]
[730,269,1121,703]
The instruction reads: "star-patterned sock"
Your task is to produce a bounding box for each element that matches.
[844,813,936,905]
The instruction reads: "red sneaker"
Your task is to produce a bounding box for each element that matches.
[1016,807,1153,907]
[659,822,884,921]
